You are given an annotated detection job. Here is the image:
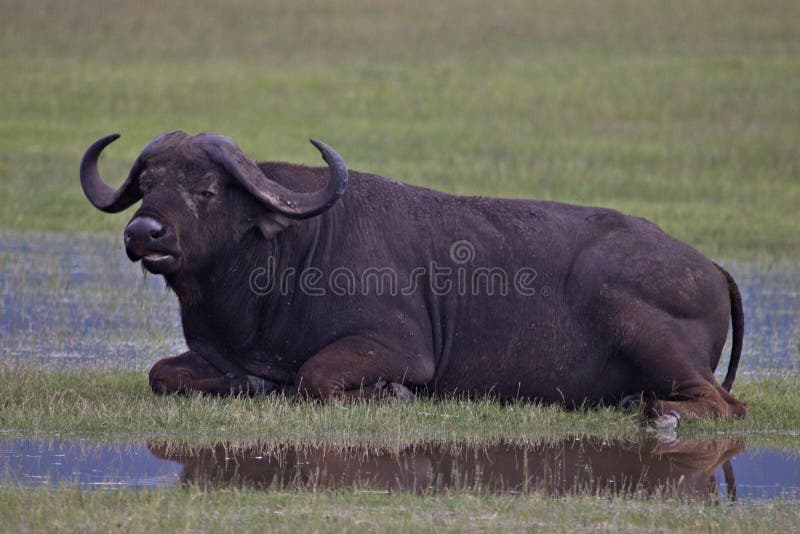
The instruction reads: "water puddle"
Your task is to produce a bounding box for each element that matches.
[2,436,799,502]
[1,232,798,372]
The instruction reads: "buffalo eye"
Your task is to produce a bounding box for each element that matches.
[199,190,215,200]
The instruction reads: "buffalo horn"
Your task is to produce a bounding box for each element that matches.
[79,131,187,213]
[199,135,348,219]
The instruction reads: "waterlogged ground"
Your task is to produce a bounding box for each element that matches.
[1,231,798,373]
[1,232,183,370]
[2,436,799,503]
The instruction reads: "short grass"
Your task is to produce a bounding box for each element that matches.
[1,1,798,258]
[1,368,798,450]
[2,487,799,533]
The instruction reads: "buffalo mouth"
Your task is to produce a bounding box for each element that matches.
[127,247,181,274]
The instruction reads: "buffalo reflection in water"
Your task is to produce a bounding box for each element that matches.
[148,438,743,499]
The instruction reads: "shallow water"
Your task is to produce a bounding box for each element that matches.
[1,232,184,369]
[1,436,799,502]
[1,231,798,373]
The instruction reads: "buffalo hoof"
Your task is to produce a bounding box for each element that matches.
[387,382,415,402]
[652,410,681,431]
[374,380,415,401]
[650,410,681,444]
[620,394,643,411]
[246,375,278,396]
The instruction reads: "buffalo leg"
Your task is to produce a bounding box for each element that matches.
[149,352,276,396]
[645,379,747,421]
[626,337,747,421]
[295,337,434,401]
[614,309,748,422]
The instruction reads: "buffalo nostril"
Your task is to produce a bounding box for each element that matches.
[125,216,166,245]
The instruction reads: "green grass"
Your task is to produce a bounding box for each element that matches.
[2,487,799,533]
[2,1,799,530]
[1,368,798,450]
[1,0,798,258]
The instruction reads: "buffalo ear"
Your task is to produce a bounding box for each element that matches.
[257,212,293,240]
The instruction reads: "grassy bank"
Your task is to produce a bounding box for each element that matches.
[1,1,798,258]
[2,487,799,533]
[1,368,798,449]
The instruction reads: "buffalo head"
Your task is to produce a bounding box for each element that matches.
[79,132,347,275]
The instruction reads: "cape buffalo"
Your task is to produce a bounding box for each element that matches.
[79,131,746,425]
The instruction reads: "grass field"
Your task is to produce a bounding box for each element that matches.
[2,488,799,533]
[1,0,798,258]
[1,0,799,531]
